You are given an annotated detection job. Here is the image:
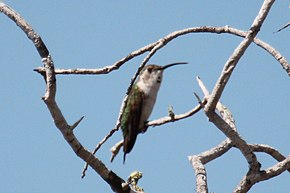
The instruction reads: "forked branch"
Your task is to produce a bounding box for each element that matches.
[204,0,275,173]
[190,77,289,193]
[0,3,130,193]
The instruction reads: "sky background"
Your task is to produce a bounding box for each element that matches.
[0,1,289,193]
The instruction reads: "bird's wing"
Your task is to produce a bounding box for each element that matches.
[121,85,144,155]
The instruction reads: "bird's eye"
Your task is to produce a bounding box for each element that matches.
[147,67,152,73]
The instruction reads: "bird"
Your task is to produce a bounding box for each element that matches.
[121,62,188,163]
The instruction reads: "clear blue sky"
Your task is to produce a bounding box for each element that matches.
[1,1,289,193]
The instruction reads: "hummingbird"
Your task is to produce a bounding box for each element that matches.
[121,62,188,163]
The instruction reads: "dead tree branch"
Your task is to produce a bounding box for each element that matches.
[204,0,275,174]
[34,25,290,76]
[205,0,276,113]
[250,144,290,172]
[188,156,209,193]
[234,156,290,193]
[191,76,289,193]
[188,77,237,192]
[147,102,205,126]
[0,2,131,193]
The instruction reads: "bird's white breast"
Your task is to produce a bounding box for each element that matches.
[136,80,161,130]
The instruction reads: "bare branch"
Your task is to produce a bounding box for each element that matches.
[0,3,49,58]
[250,144,290,172]
[42,57,128,193]
[193,92,204,107]
[196,76,237,131]
[0,3,130,192]
[200,139,233,164]
[258,155,290,181]
[81,126,119,178]
[34,26,290,76]
[234,156,290,193]
[196,76,210,97]
[188,77,238,192]
[70,116,85,130]
[210,112,262,173]
[192,77,290,192]
[227,28,290,76]
[198,75,288,189]
[188,139,234,193]
[188,156,209,193]
[203,0,275,174]
[111,140,124,162]
[147,102,205,127]
[33,43,156,75]
[205,0,276,115]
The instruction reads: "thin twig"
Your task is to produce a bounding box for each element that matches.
[196,76,237,130]
[110,140,124,162]
[71,116,85,130]
[34,26,290,76]
[81,127,119,178]
[148,102,205,127]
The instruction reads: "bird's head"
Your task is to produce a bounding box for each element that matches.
[139,62,188,85]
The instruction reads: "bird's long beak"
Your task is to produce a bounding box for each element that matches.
[161,62,188,70]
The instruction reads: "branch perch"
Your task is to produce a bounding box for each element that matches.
[147,102,205,126]
[108,102,205,162]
